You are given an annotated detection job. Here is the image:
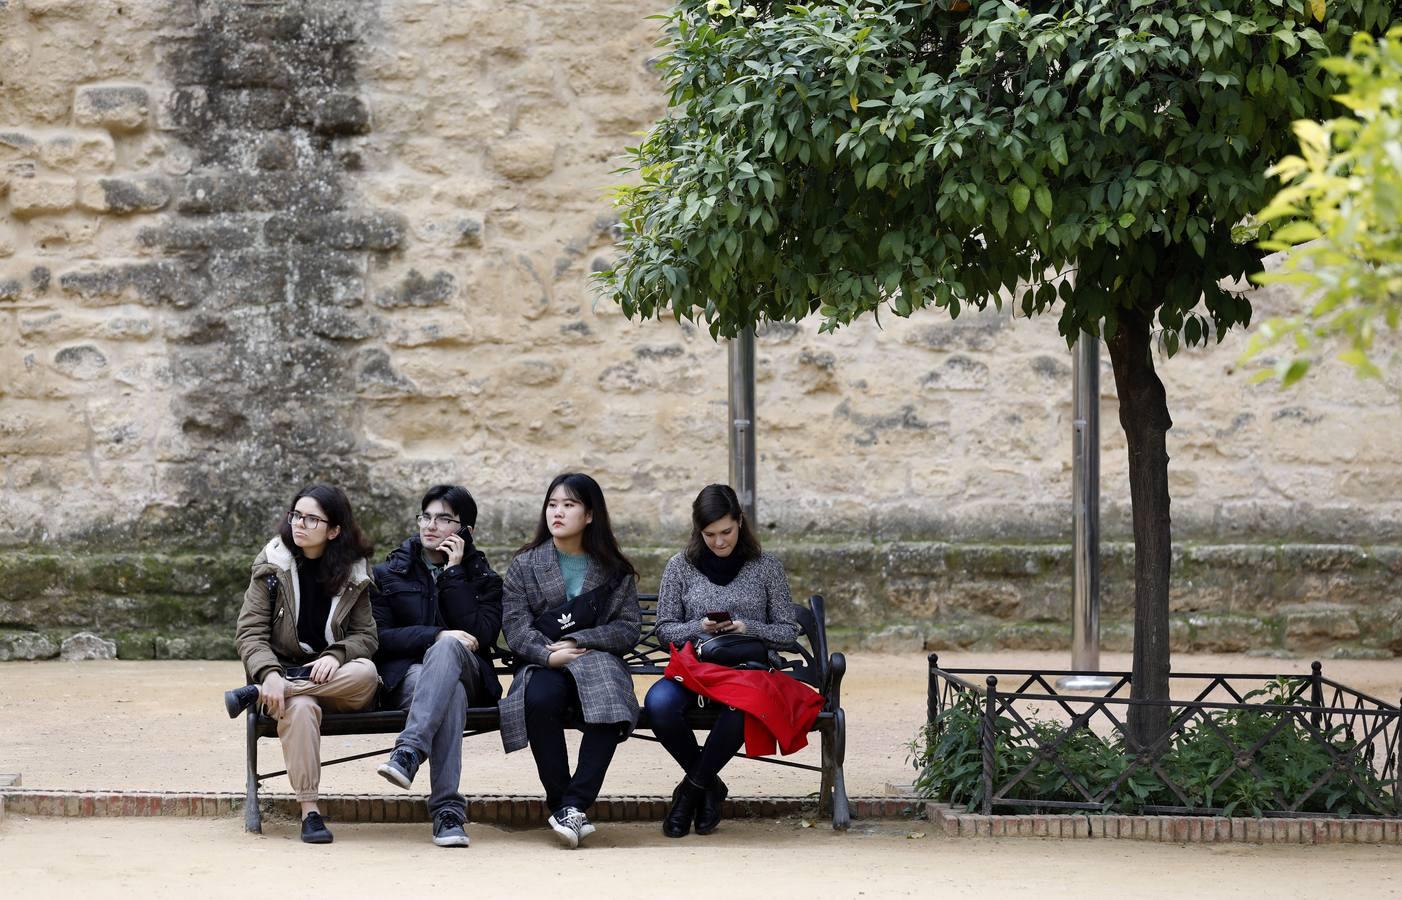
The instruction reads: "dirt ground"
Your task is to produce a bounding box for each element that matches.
[2,650,1400,898]
[1,817,1398,899]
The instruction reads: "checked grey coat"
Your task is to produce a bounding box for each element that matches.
[498,542,642,753]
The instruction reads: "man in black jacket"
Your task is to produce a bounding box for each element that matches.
[372,484,503,847]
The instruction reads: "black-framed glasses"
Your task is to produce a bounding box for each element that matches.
[416,513,461,528]
[287,511,329,529]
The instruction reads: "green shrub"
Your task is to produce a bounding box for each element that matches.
[910,678,1396,817]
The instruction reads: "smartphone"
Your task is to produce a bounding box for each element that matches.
[706,611,732,623]
[284,665,313,680]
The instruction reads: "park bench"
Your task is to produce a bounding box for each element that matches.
[239,593,850,832]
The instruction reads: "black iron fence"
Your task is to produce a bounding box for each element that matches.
[923,655,1400,818]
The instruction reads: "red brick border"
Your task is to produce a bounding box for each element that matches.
[926,803,1402,844]
[0,790,913,824]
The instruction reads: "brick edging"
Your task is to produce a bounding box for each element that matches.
[926,803,1402,844]
[0,790,913,824]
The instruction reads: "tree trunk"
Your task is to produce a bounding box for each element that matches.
[1105,305,1173,751]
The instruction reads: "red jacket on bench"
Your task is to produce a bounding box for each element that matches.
[662,642,825,756]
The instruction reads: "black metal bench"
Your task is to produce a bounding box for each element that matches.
[240,593,850,831]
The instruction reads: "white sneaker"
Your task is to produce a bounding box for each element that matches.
[547,806,591,849]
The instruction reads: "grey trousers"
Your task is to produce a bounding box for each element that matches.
[390,638,484,819]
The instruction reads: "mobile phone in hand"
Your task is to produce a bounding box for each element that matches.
[284,665,313,680]
[706,611,732,623]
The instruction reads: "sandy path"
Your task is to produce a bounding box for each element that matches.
[0,651,1398,799]
[1,817,1398,899]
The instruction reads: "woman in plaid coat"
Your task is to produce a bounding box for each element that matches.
[499,472,641,848]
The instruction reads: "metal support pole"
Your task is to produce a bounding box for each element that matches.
[728,327,758,525]
[1058,334,1114,691]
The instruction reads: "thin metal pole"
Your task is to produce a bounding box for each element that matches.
[1058,334,1113,691]
[728,327,757,524]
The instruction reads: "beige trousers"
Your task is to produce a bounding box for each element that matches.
[273,658,379,802]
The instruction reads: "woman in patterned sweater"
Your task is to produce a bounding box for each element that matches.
[647,483,799,838]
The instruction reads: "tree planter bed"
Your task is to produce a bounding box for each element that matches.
[920,655,1399,821]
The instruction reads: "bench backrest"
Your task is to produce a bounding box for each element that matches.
[494,593,831,692]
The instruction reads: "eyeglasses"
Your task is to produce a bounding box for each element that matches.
[417,513,461,528]
[287,511,329,529]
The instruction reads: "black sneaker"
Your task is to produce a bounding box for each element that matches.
[223,684,260,718]
[432,810,470,847]
[377,746,419,789]
[300,811,333,844]
[547,806,591,849]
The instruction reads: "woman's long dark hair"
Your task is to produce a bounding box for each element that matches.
[517,472,636,579]
[685,483,761,567]
[277,483,375,596]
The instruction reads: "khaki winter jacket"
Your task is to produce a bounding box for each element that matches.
[235,536,379,685]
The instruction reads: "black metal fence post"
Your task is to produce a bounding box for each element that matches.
[982,675,997,816]
[927,653,940,724]
[1310,660,1324,731]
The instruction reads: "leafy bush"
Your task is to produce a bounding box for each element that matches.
[910,678,1395,817]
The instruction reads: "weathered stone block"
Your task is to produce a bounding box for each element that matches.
[40,133,116,172]
[489,135,557,180]
[52,344,109,381]
[1187,614,1271,652]
[1282,604,1361,648]
[0,630,59,661]
[74,85,150,131]
[60,261,198,308]
[156,87,209,132]
[373,269,455,308]
[311,93,371,135]
[60,631,117,660]
[288,251,363,306]
[139,219,257,250]
[79,177,170,214]
[264,212,405,250]
[9,176,77,215]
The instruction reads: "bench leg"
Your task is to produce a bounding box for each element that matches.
[829,708,850,831]
[244,710,262,834]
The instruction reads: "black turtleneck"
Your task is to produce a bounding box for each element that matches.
[296,555,331,654]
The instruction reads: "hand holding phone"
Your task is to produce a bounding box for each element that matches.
[706,610,732,623]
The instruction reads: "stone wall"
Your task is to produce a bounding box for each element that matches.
[1,0,1400,658]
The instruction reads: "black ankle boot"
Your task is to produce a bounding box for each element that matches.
[663,777,705,838]
[694,775,728,835]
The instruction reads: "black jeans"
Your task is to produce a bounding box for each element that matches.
[523,667,620,814]
[643,677,745,785]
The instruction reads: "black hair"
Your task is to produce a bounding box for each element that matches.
[421,484,478,527]
[685,483,761,567]
[277,483,375,596]
[516,472,637,579]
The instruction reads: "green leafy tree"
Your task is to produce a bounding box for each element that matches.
[1249,25,1402,385]
[599,0,1395,746]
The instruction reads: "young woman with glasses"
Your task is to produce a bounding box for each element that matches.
[498,472,641,848]
[223,484,379,844]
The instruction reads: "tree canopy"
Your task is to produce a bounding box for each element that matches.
[602,0,1390,351]
[1250,24,1402,385]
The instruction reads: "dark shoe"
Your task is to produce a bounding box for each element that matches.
[300,811,333,844]
[377,746,420,789]
[223,684,260,719]
[694,775,728,835]
[432,810,470,847]
[548,806,590,849]
[663,777,705,838]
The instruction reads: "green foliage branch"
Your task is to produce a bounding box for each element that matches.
[1249,25,1402,385]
